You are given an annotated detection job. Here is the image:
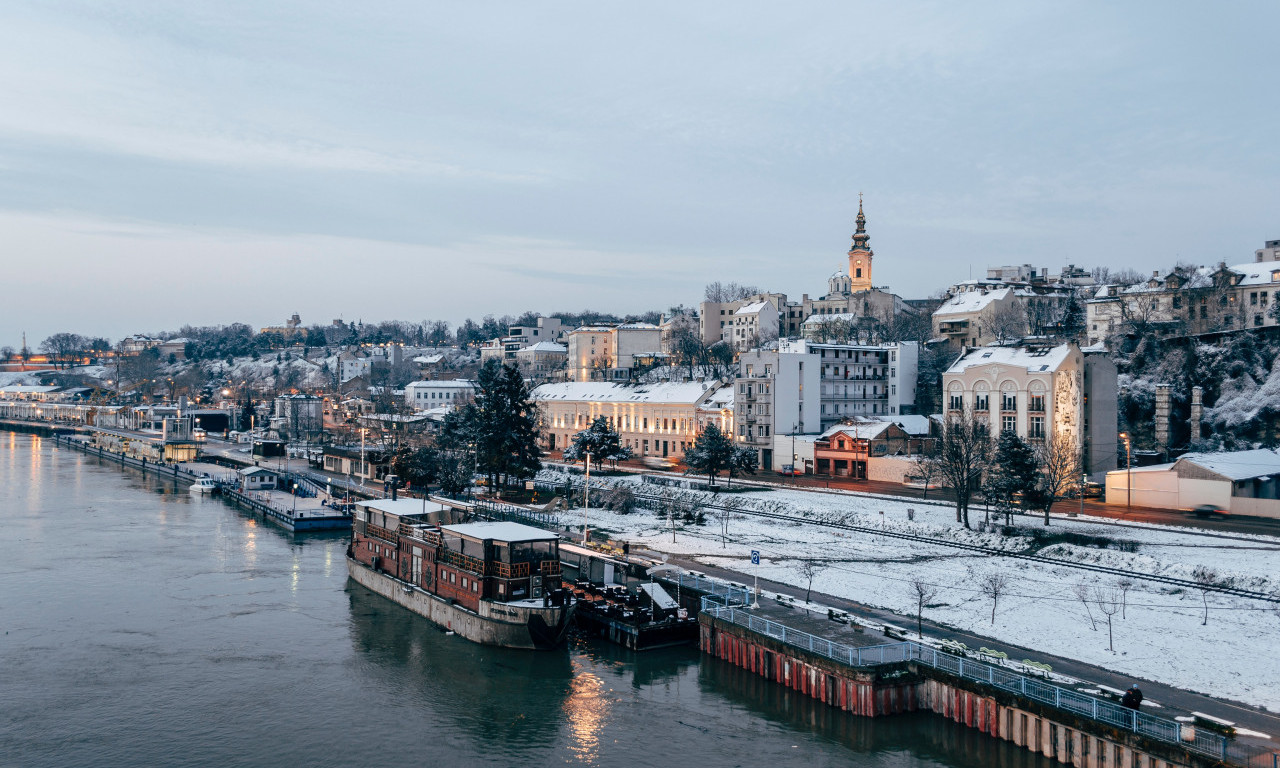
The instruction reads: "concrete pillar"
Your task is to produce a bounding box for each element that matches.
[1190,385,1204,443]
[1154,384,1171,450]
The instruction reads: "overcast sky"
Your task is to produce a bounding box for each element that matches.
[3,1,1277,347]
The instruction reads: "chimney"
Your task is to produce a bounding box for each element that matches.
[1190,386,1204,443]
[1154,384,1171,450]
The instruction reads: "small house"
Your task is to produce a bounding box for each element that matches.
[239,466,280,491]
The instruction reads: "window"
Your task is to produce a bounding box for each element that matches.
[1001,415,1015,432]
[975,394,989,411]
[1256,314,1264,327]
[1029,394,1045,412]
[949,394,962,411]
[1252,292,1259,305]
[1030,416,1045,438]
[1001,394,1016,411]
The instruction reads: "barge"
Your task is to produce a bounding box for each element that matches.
[348,501,575,650]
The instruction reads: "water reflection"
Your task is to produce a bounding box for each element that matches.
[702,655,1056,768]
[564,667,608,763]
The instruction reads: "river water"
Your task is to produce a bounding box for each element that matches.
[0,433,1051,768]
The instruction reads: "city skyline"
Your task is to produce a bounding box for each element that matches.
[4,1,1278,344]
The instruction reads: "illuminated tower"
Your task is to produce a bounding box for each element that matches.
[847,196,873,293]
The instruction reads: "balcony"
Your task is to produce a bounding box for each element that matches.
[939,321,970,335]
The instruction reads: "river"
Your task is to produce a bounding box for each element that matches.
[0,432,1051,767]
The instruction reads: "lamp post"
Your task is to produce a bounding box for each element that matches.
[360,427,367,488]
[1119,432,1132,510]
[582,451,591,544]
[791,423,798,484]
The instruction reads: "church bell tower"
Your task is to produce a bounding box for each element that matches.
[847,196,873,293]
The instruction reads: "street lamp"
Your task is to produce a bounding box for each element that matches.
[360,427,367,487]
[1119,432,1132,510]
[582,451,592,544]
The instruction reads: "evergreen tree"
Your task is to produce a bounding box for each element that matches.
[726,445,758,488]
[683,423,734,486]
[470,360,543,495]
[564,416,633,468]
[984,431,1041,525]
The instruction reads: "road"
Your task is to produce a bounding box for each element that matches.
[582,457,1280,537]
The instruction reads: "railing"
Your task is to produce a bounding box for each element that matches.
[679,572,751,607]
[475,499,560,529]
[700,605,1268,765]
[438,548,485,575]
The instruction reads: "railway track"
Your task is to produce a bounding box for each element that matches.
[608,485,1280,604]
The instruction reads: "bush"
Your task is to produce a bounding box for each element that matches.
[602,485,636,514]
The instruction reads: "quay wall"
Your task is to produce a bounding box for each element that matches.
[701,612,1247,768]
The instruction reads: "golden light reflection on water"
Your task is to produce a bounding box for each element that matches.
[563,668,609,764]
[290,555,300,593]
[244,522,258,570]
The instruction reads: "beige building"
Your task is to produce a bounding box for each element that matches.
[515,341,567,385]
[566,323,663,382]
[532,380,733,461]
[1086,260,1280,347]
[943,342,1117,479]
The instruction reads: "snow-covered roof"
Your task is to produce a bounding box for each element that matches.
[520,341,567,353]
[617,322,660,330]
[413,354,444,364]
[819,421,894,440]
[441,521,558,543]
[358,498,453,516]
[892,415,931,436]
[934,287,1012,316]
[946,344,1074,374]
[734,301,770,315]
[532,381,721,405]
[405,379,475,389]
[238,466,278,476]
[701,385,734,410]
[0,385,58,393]
[1226,262,1280,287]
[1174,449,1280,481]
[802,312,859,326]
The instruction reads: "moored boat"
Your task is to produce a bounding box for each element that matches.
[347,501,574,650]
[190,477,219,494]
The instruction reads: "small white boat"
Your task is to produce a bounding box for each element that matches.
[190,477,219,495]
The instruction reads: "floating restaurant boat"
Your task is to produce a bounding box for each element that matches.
[347,499,575,650]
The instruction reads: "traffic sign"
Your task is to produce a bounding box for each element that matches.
[750,550,760,565]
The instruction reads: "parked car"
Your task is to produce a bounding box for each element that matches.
[1190,504,1228,519]
[776,464,803,477]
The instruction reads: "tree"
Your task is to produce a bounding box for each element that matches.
[936,409,990,528]
[1075,581,1098,631]
[683,423,735,487]
[798,560,827,604]
[1036,433,1082,525]
[980,572,1009,625]
[981,303,1028,345]
[40,333,87,369]
[1116,578,1134,620]
[909,453,941,500]
[726,445,758,488]
[564,416,632,468]
[908,578,939,638]
[434,407,478,497]
[1191,566,1218,626]
[392,445,438,491]
[984,431,1039,524]
[470,361,543,495]
[1093,587,1122,652]
[704,282,761,303]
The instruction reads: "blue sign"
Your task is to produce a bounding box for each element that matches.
[750,550,760,565]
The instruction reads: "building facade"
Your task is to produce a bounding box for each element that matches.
[566,324,663,382]
[942,343,1117,480]
[532,381,733,461]
[404,379,475,410]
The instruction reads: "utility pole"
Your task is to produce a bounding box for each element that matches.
[582,451,591,544]
[1119,432,1132,510]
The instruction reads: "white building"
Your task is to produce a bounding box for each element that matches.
[403,379,475,410]
[777,339,918,428]
[1104,449,1280,518]
[532,380,732,461]
[943,343,1118,480]
[515,341,568,384]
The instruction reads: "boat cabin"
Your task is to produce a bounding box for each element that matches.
[350,506,563,614]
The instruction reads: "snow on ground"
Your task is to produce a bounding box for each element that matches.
[543,470,1280,711]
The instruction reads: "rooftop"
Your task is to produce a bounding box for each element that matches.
[532,381,721,405]
[441,521,558,543]
[1174,449,1280,482]
[934,287,1013,316]
[946,344,1074,374]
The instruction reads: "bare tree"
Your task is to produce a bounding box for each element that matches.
[935,409,990,528]
[909,578,939,638]
[719,496,743,548]
[1116,578,1134,619]
[704,282,762,303]
[1036,433,1083,525]
[1074,581,1098,631]
[980,572,1009,625]
[1093,587,1122,652]
[909,453,941,501]
[1191,566,1218,626]
[798,560,827,604]
[981,302,1028,345]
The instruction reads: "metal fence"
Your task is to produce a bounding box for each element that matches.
[678,572,751,608]
[475,499,561,529]
[700,604,1273,765]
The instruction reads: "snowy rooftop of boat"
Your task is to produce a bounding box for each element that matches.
[441,521,559,543]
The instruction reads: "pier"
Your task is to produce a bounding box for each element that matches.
[690,578,1277,768]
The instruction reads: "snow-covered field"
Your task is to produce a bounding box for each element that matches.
[543,470,1280,712]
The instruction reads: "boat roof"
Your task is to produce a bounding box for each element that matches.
[440,521,558,543]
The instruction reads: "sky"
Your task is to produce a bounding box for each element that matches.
[2,1,1278,347]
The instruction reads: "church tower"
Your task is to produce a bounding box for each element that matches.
[847,196,873,293]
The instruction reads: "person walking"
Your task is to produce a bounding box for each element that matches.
[1121,684,1143,710]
